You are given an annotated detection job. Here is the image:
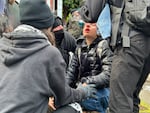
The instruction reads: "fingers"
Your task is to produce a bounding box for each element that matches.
[48,97,56,110]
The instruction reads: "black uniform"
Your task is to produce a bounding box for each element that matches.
[109,0,150,113]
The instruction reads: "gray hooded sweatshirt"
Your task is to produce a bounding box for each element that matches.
[0,25,84,113]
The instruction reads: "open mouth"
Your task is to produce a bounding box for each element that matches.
[85,29,90,32]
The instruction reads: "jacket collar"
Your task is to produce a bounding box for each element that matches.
[81,36,103,49]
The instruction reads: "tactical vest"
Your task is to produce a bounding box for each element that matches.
[110,0,150,48]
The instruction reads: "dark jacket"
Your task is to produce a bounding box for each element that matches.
[66,36,113,89]
[0,25,85,113]
[54,30,76,67]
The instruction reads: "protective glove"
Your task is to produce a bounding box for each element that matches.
[77,83,97,99]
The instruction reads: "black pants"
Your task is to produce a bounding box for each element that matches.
[109,34,150,113]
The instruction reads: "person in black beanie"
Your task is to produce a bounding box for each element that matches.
[0,0,97,113]
[52,16,77,67]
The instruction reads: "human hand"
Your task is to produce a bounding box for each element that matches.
[48,97,56,110]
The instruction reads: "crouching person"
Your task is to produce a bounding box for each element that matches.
[66,19,113,113]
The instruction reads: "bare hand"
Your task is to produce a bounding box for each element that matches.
[48,97,56,110]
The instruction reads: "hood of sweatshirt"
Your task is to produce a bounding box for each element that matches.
[0,25,50,66]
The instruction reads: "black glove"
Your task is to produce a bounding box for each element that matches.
[77,83,97,99]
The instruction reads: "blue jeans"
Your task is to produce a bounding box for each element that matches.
[80,88,109,113]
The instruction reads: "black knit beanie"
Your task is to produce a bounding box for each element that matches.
[20,0,54,29]
[52,16,63,29]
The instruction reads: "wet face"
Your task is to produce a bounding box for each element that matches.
[83,23,97,38]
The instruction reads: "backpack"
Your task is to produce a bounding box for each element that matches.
[124,0,150,36]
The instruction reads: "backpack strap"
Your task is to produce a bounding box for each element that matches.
[110,0,131,48]
[96,40,104,58]
[110,1,124,47]
[76,37,84,64]
[121,0,130,47]
[77,47,81,65]
[121,21,130,47]
[76,46,82,82]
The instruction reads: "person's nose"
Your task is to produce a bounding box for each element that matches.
[85,23,90,28]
